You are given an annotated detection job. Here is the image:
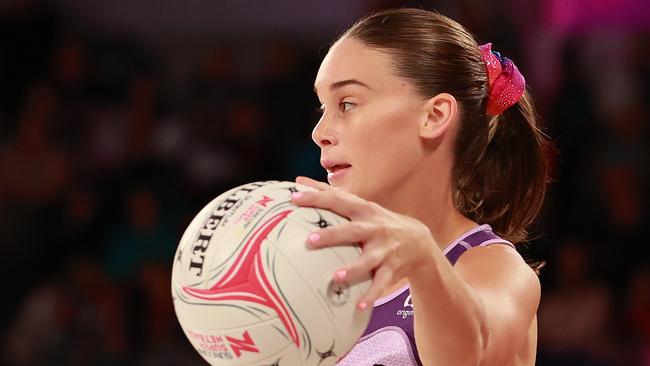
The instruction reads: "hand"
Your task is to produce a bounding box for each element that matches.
[291,176,437,310]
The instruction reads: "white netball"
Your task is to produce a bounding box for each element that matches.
[171,181,372,366]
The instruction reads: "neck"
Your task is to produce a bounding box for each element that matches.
[376,163,477,252]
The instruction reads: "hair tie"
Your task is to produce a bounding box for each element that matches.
[479,43,525,116]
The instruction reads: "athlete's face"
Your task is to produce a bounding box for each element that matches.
[313,37,429,201]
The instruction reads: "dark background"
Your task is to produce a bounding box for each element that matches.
[1,0,649,365]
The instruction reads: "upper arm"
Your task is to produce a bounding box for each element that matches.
[454,244,540,365]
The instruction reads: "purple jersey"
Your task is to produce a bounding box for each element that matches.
[336,224,513,366]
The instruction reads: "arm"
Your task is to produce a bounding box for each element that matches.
[290,176,540,366]
[410,244,540,366]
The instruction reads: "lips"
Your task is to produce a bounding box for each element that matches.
[320,159,352,184]
[321,159,351,174]
[327,164,351,174]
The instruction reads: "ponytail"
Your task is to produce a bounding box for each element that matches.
[453,90,552,244]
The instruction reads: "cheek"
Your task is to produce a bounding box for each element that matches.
[351,106,422,183]
[361,104,421,160]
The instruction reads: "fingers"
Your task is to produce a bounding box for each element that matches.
[291,180,394,311]
[307,222,391,310]
[295,176,332,191]
[330,244,391,310]
[307,221,372,249]
[291,188,371,220]
[334,245,384,281]
[357,265,393,310]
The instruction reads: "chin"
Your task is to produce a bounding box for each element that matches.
[332,180,359,195]
[348,184,377,203]
[332,173,381,203]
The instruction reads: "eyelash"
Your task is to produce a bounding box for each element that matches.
[316,102,355,115]
[340,102,354,112]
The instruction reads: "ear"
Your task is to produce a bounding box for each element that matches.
[419,93,458,139]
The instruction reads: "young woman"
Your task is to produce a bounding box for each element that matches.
[290,8,552,366]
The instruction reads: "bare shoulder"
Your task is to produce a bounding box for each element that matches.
[455,244,540,365]
[455,244,540,297]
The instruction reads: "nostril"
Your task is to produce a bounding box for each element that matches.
[312,126,337,147]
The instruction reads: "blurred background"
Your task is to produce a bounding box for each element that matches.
[0,0,648,365]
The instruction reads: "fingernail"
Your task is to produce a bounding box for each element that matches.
[308,233,320,244]
[358,302,368,310]
[291,192,303,200]
[335,270,347,281]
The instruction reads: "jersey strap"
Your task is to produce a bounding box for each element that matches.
[442,224,514,265]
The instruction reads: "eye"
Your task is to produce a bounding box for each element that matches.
[339,102,355,113]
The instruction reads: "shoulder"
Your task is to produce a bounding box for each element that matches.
[454,244,540,310]
[446,243,540,365]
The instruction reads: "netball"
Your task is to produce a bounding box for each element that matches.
[171,181,371,366]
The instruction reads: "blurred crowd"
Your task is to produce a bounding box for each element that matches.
[0,0,649,365]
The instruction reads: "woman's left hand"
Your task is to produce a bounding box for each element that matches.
[291,176,438,310]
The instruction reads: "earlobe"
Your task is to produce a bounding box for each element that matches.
[419,93,457,139]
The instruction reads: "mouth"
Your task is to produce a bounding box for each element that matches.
[323,161,352,184]
[321,159,352,184]
[326,164,352,174]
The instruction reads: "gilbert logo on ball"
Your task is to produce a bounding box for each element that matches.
[171,181,371,366]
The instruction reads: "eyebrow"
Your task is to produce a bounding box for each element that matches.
[313,79,372,94]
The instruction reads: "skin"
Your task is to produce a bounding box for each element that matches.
[291,37,540,365]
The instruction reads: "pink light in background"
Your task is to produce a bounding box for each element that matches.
[543,0,650,35]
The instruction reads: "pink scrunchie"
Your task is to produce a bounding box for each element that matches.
[479,43,526,116]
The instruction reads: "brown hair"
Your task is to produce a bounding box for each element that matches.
[340,8,553,244]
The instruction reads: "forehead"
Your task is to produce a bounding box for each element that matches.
[314,37,399,93]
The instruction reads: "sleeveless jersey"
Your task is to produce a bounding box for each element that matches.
[336,224,513,366]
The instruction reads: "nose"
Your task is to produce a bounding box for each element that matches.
[311,117,338,148]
